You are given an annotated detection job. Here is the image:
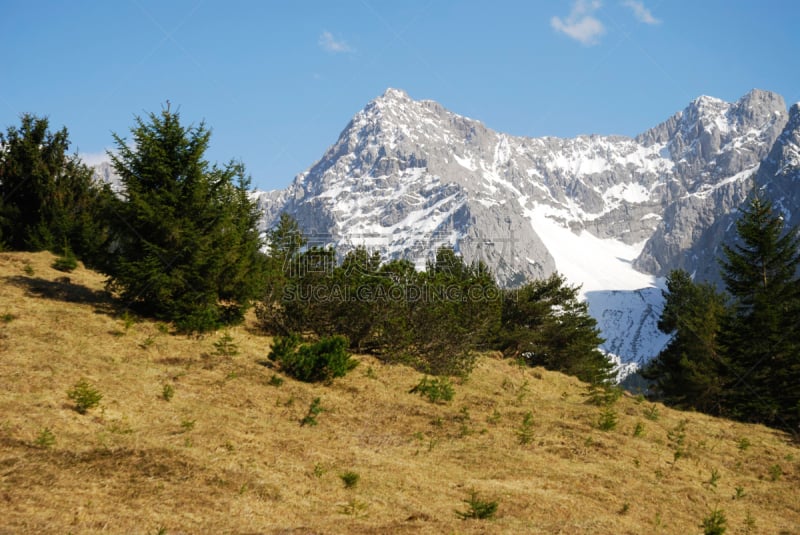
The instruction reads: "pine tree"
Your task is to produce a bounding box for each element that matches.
[641,270,729,413]
[331,246,383,350]
[720,189,800,429]
[104,106,265,332]
[256,213,307,335]
[498,273,613,384]
[0,114,111,259]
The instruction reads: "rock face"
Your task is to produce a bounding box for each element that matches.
[244,89,800,368]
[633,89,788,282]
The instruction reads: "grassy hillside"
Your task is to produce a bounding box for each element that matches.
[0,251,798,534]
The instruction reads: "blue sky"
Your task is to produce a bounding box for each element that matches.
[2,1,799,191]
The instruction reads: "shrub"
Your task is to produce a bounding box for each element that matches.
[67,379,102,414]
[598,407,618,431]
[410,376,455,404]
[269,334,356,383]
[162,384,174,401]
[708,468,721,488]
[34,427,56,448]
[587,384,622,406]
[52,250,78,272]
[180,418,196,432]
[633,421,645,437]
[267,374,284,387]
[768,464,782,481]
[339,470,360,488]
[300,397,323,427]
[455,489,498,520]
[701,508,726,535]
[214,331,239,357]
[517,411,534,444]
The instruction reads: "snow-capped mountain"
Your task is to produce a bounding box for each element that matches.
[254,88,795,373]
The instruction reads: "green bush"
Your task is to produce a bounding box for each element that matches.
[339,470,360,488]
[300,397,323,427]
[586,384,622,406]
[517,411,534,444]
[52,250,78,272]
[67,379,102,414]
[455,489,498,520]
[598,407,618,431]
[268,334,356,383]
[410,376,455,404]
[34,427,56,448]
[701,508,726,535]
[267,374,284,387]
[213,331,239,357]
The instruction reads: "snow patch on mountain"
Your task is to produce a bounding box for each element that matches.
[521,201,667,377]
[250,87,793,377]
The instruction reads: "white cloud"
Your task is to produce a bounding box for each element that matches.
[622,0,660,24]
[318,31,353,53]
[551,0,606,45]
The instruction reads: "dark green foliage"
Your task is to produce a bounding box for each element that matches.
[268,334,356,383]
[586,384,622,406]
[455,489,498,520]
[213,331,239,357]
[261,240,501,377]
[52,247,78,272]
[597,406,618,431]
[701,508,726,535]
[278,246,339,336]
[300,397,323,426]
[259,221,613,383]
[267,374,284,387]
[409,376,455,404]
[720,191,800,429]
[67,379,102,414]
[641,270,729,414]
[643,189,800,431]
[34,427,56,448]
[339,470,360,488]
[103,106,266,332]
[517,411,534,444]
[498,273,613,384]
[0,114,112,262]
[256,213,308,335]
[405,250,500,375]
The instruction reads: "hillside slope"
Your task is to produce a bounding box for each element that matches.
[0,252,798,534]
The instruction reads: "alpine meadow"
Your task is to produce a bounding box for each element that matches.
[1,88,799,532]
[5,1,800,531]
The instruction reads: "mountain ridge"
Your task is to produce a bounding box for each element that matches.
[251,87,797,371]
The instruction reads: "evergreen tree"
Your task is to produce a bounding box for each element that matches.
[0,114,111,259]
[641,270,729,413]
[331,246,383,350]
[498,273,613,384]
[720,190,800,429]
[256,213,307,335]
[105,106,265,332]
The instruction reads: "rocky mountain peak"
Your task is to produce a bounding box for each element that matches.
[250,88,797,372]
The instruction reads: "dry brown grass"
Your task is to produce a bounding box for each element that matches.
[0,251,798,534]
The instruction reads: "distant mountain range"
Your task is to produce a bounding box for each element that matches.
[97,88,800,375]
